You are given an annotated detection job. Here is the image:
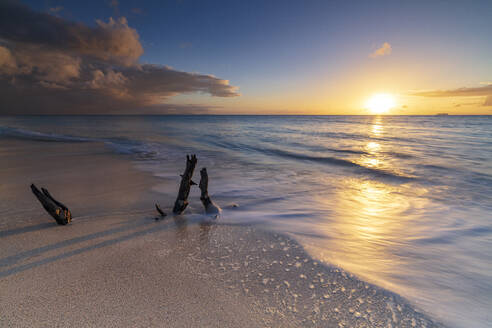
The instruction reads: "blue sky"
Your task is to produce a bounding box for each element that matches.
[5,0,492,114]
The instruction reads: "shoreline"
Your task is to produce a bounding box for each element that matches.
[0,139,442,327]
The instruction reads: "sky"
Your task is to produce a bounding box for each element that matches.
[1,0,491,115]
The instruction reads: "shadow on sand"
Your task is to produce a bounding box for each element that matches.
[0,222,57,238]
[0,213,240,278]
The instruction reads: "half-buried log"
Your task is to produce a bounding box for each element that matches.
[199,168,220,215]
[172,154,197,214]
[31,184,72,225]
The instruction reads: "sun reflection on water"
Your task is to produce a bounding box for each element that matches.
[371,118,383,136]
[366,141,381,153]
[305,117,429,293]
[352,117,386,170]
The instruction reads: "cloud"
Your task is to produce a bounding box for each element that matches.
[369,42,392,58]
[0,64,238,114]
[0,46,17,74]
[412,85,492,106]
[0,2,143,66]
[485,96,492,106]
[48,6,63,14]
[0,1,239,114]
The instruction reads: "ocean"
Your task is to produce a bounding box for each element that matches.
[1,115,491,328]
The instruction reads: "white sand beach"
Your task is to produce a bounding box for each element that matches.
[0,139,441,327]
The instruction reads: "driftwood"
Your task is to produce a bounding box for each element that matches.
[172,154,197,214]
[155,204,166,217]
[154,203,167,220]
[199,168,220,215]
[31,184,72,225]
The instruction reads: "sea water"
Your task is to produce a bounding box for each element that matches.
[1,115,491,328]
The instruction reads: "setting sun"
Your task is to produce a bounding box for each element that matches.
[365,94,396,114]
[1,2,492,328]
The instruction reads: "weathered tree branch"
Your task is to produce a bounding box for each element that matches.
[155,203,166,219]
[199,168,220,215]
[31,184,72,225]
[172,154,197,214]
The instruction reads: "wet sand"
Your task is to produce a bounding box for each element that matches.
[0,140,442,327]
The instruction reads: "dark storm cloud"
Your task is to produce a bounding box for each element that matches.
[0,1,239,114]
[412,85,492,107]
[0,1,143,65]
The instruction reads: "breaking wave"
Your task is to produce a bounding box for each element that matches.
[0,126,90,142]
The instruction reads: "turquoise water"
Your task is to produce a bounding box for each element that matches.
[1,115,491,327]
